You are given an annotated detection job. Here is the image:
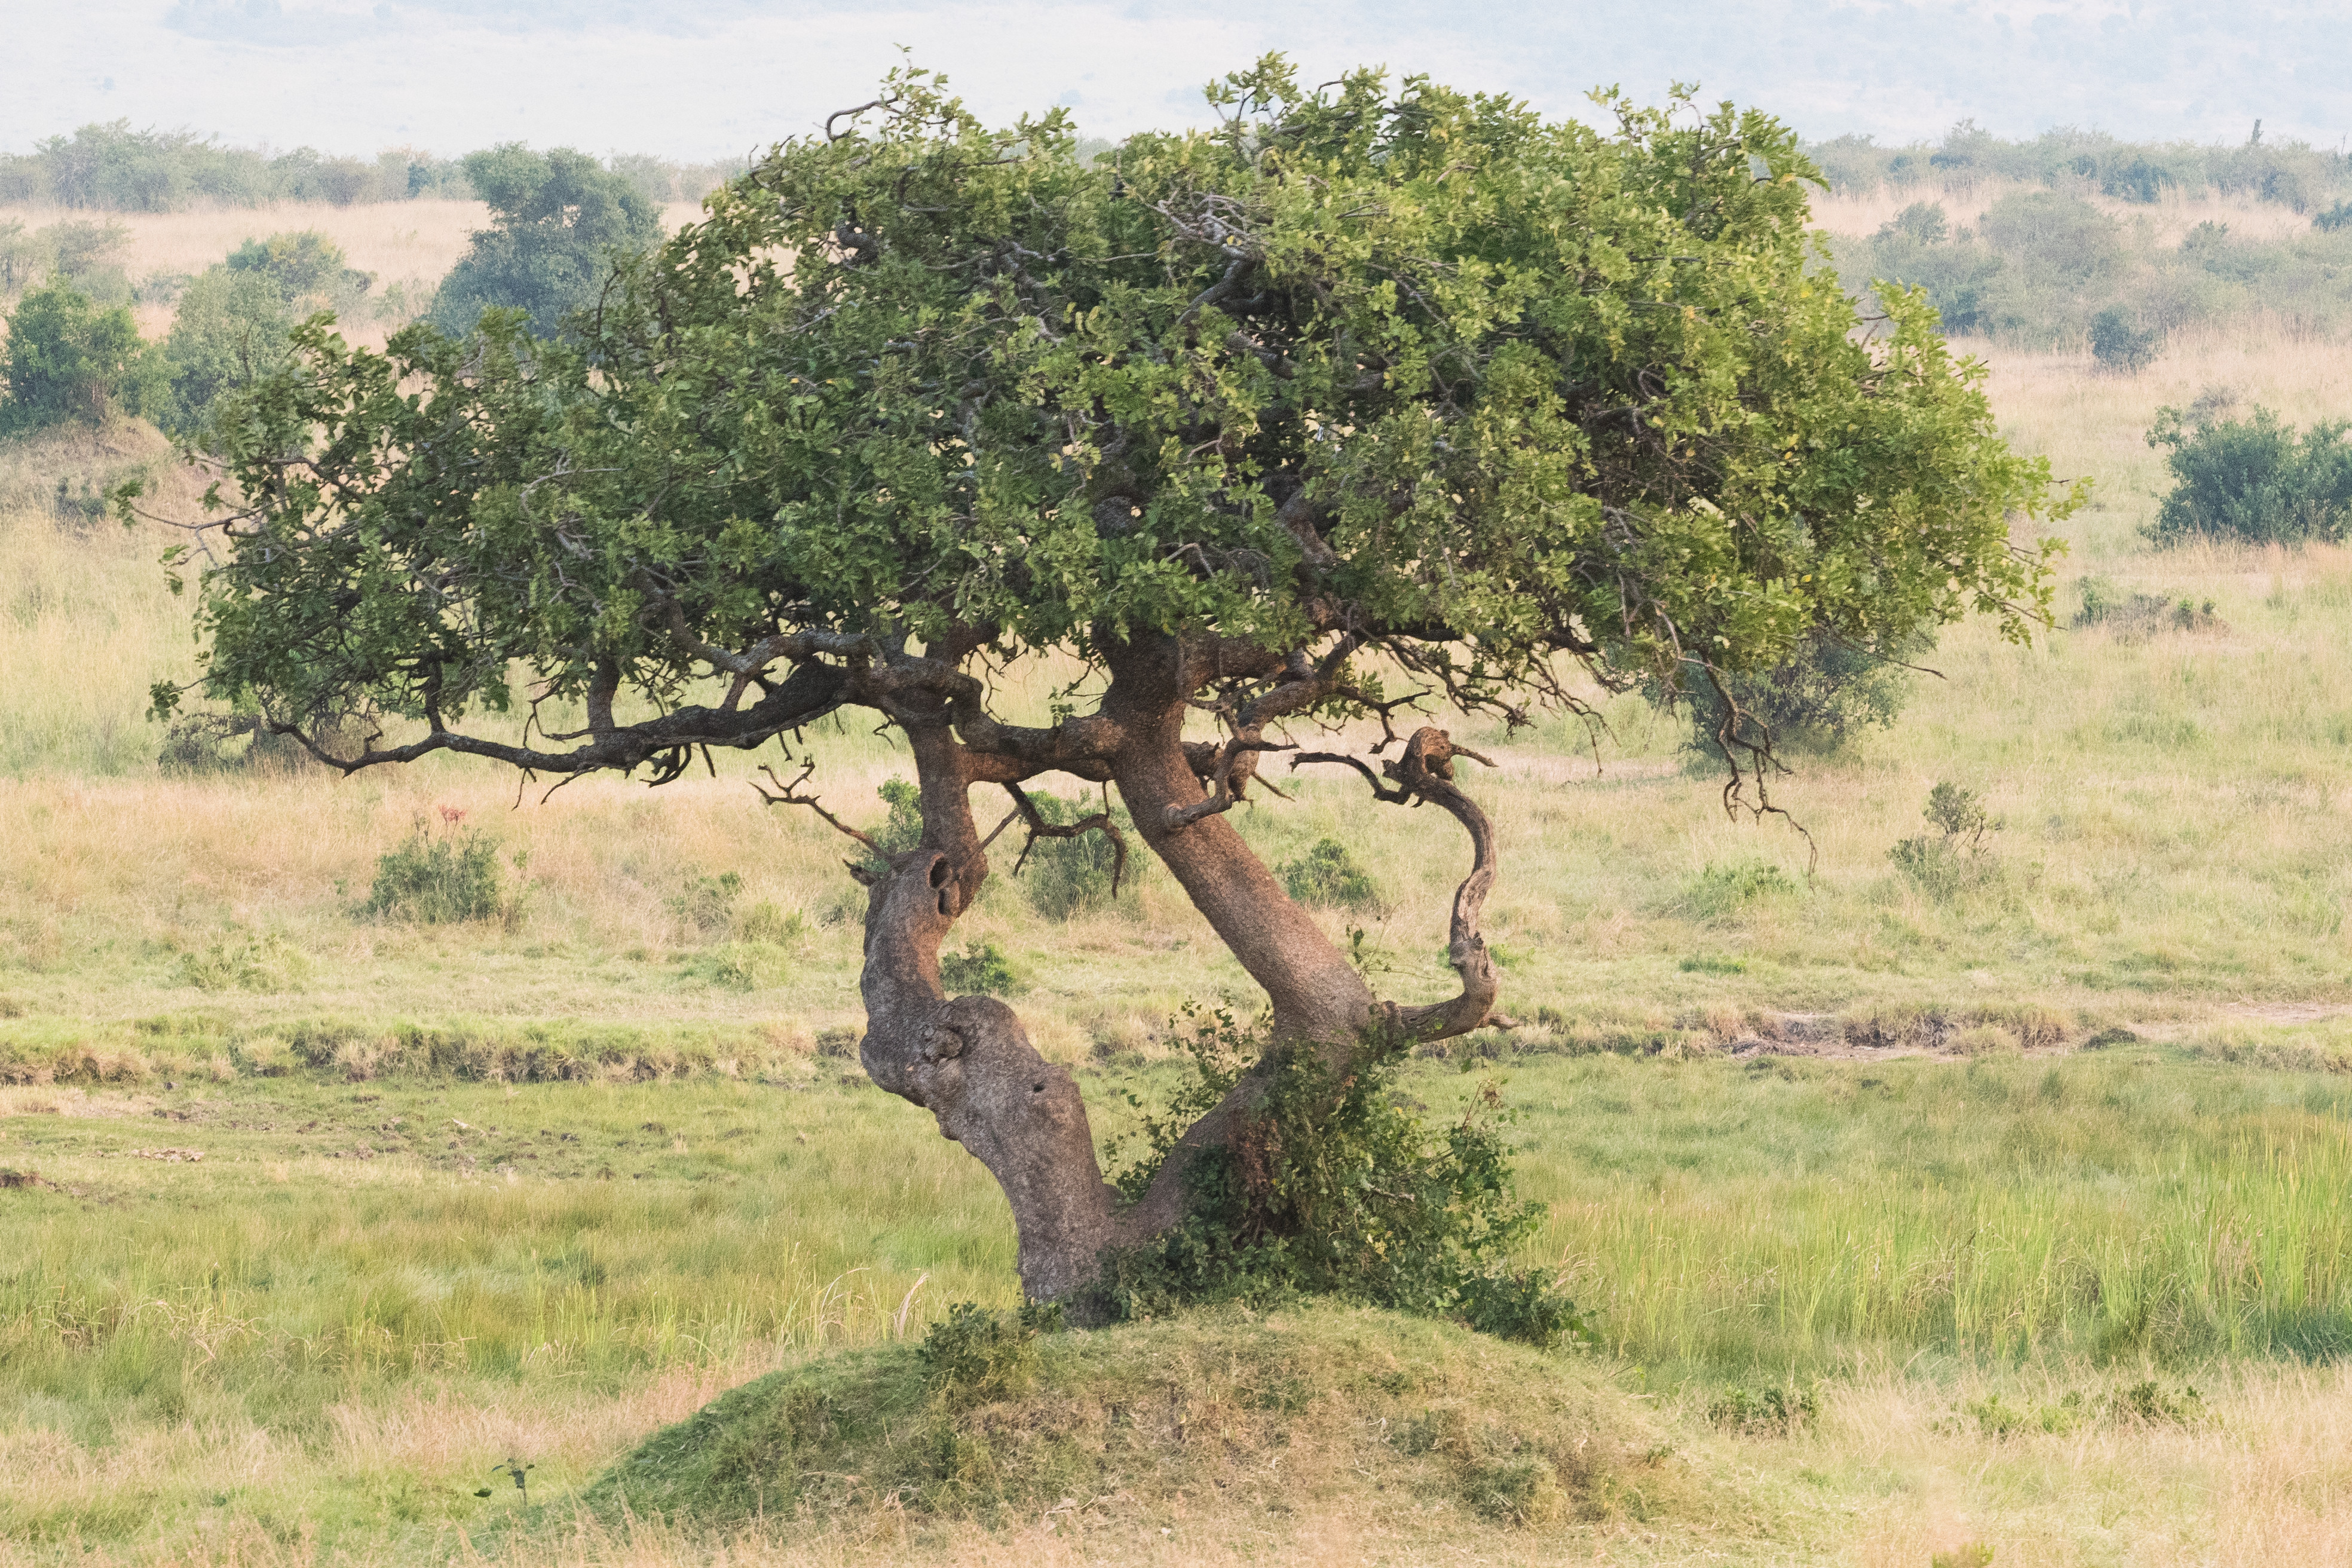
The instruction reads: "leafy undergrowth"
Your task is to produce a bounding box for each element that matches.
[584,1303,1715,1550]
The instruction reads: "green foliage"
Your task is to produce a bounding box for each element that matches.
[428,146,665,339]
[225,231,372,302]
[365,824,507,924]
[938,941,1018,996]
[1977,191,2127,286]
[1705,1383,1819,1434]
[2316,201,2352,234]
[0,219,131,304]
[1677,859,1799,919]
[1278,837,1381,909]
[669,871,743,935]
[1665,631,1929,755]
[0,122,470,211]
[2146,405,2352,545]
[158,268,292,434]
[2072,576,2221,639]
[1093,1006,1582,1347]
[1862,202,2005,334]
[179,63,2068,765]
[1804,122,2350,214]
[1016,791,1133,920]
[176,931,313,993]
[1891,782,2001,901]
[1932,1545,1995,1568]
[2087,305,2162,373]
[873,778,923,853]
[914,1301,1062,1408]
[0,281,163,433]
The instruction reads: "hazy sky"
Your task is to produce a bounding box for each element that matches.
[7,1,2348,159]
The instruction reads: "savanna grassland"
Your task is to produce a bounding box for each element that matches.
[2,202,2351,1564]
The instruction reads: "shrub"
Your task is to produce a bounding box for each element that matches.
[1705,1384,1818,1434]
[225,231,372,304]
[2073,575,2222,639]
[2088,305,2163,372]
[159,267,292,433]
[1,281,164,432]
[1279,837,1381,909]
[365,825,506,923]
[177,932,312,993]
[732,899,804,945]
[670,871,742,935]
[915,1301,1062,1408]
[1089,1006,1584,1347]
[939,941,1018,996]
[852,777,927,879]
[1678,859,1798,919]
[1666,631,1930,755]
[2314,200,2352,234]
[429,146,666,339]
[1015,791,1134,920]
[2146,405,2352,544]
[1890,782,2001,901]
[688,941,791,990]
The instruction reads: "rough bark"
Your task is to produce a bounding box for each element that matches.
[834,634,1506,1304]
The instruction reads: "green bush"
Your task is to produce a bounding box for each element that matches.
[2088,305,2163,372]
[429,146,666,339]
[1890,782,2001,901]
[2146,405,2352,544]
[365,825,507,923]
[1279,837,1381,909]
[159,268,291,434]
[914,1301,1062,1408]
[939,941,1018,996]
[1016,792,1134,920]
[1090,1006,1583,1347]
[669,871,742,935]
[177,932,313,993]
[1,281,163,432]
[1665,632,1929,755]
[1677,859,1799,919]
[1705,1383,1820,1434]
[2314,200,2352,234]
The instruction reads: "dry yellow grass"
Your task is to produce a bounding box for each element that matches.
[0,1364,2342,1566]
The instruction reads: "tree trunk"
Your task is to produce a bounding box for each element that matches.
[847,636,1490,1305]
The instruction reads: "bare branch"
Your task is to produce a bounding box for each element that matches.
[752,759,884,883]
[1001,783,1129,896]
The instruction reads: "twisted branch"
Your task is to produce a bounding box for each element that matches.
[1293,727,1500,1043]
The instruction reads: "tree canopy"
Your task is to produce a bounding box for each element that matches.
[426,145,666,338]
[144,61,2072,1305]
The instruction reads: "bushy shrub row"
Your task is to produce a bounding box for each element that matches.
[1805,122,2349,213]
[0,121,739,213]
[1829,190,2352,353]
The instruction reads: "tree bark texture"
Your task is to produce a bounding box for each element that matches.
[841,633,1504,1304]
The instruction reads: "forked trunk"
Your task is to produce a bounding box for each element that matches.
[849,640,1491,1304]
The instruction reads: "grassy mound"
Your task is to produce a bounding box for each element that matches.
[588,1303,1704,1544]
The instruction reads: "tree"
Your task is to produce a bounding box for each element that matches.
[140,64,2070,1306]
[428,145,664,338]
[160,268,292,434]
[162,232,373,433]
[2,280,162,433]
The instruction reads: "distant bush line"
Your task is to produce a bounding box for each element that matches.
[1802,121,2350,212]
[0,121,740,212]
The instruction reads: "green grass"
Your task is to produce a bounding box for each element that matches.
[7,327,2352,1561]
[1,1043,2346,1557]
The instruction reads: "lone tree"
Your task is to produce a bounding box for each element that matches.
[140,63,2068,1306]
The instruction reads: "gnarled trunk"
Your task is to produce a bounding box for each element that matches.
[847,636,1498,1304]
